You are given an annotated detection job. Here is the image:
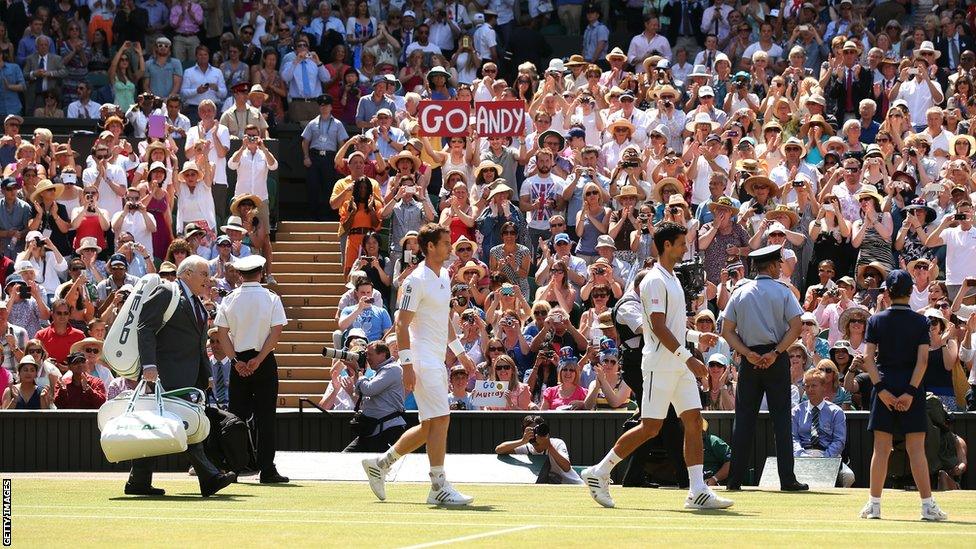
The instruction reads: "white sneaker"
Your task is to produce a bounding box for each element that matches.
[859,502,881,519]
[362,457,389,501]
[685,489,734,510]
[427,482,474,506]
[581,467,615,508]
[921,503,948,521]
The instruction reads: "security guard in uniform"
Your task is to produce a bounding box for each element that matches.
[300,94,349,221]
[720,245,806,491]
[215,255,290,483]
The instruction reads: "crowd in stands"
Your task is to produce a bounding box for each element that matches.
[0,1,973,482]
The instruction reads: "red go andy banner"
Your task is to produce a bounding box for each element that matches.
[416,100,525,137]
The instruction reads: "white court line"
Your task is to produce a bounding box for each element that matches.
[397,525,538,549]
[14,513,976,536]
[14,504,976,527]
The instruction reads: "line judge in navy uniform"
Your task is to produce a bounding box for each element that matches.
[130,255,236,497]
[301,94,348,221]
[720,245,806,491]
[858,269,947,520]
[215,254,290,484]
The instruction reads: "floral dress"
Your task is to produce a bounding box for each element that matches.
[220,60,249,90]
[349,17,376,69]
[489,243,531,298]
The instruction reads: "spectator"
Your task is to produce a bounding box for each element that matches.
[145,37,183,100]
[541,347,587,410]
[448,364,476,410]
[53,351,106,409]
[16,17,49,66]
[228,125,278,233]
[923,309,961,412]
[16,233,67,302]
[111,187,156,254]
[169,0,205,63]
[0,55,26,116]
[925,200,975,299]
[703,353,736,411]
[221,83,268,138]
[1,356,52,409]
[0,296,28,378]
[281,38,331,123]
[337,279,392,342]
[792,367,856,487]
[23,36,64,122]
[0,178,32,259]
[583,340,632,410]
[35,298,85,364]
[95,253,139,305]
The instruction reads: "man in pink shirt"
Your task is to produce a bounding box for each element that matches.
[169,0,204,63]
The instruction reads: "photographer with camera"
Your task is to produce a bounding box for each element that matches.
[496,415,583,484]
[110,188,157,255]
[342,339,406,452]
[15,232,66,305]
[320,329,369,411]
[924,201,976,300]
[338,278,392,343]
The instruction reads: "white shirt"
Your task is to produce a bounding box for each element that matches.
[397,260,451,367]
[186,123,231,186]
[927,128,954,171]
[111,210,157,253]
[81,163,127,217]
[691,155,730,205]
[627,32,672,71]
[473,23,497,60]
[770,161,819,203]
[896,78,942,127]
[742,41,784,62]
[640,263,687,372]
[701,5,734,42]
[214,281,288,352]
[605,108,649,146]
[228,148,278,201]
[426,20,455,51]
[519,173,564,231]
[943,225,976,285]
[25,251,68,296]
[180,64,228,106]
[514,437,584,484]
[404,41,442,57]
[488,0,515,25]
[67,100,102,119]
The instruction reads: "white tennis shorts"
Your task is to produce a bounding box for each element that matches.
[413,364,450,422]
[641,368,701,419]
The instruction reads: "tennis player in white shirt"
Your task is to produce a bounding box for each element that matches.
[362,223,475,506]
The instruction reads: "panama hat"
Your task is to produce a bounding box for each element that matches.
[75,236,102,254]
[605,47,626,63]
[399,230,419,248]
[779,136,808,157]
[951,134,976,156]
[565,54,587,67]
[454,260,488,281]
[70,337,103,355]
[616,185,641,200]
[452,235,476,253]
[666,194,691,217]
[800,114,835,136]
[545,58,567,74]
[648,85,679,100]
[179,161,201,175]
[907,257,939,279]
[707,196,738,216]
[744,175,781,198]
[389,150,422,171]
[855,187,885,208]
[220,215,247,233]
[856,261,890,289]
[30,179,64,202]
[652,177,683,202]
[230,193,261,216]
[486,183,514,202]
[838,306,870,335]
[248,84,269,100]
[689,64,710,78]
[426,65,452,84]
[474,160,502,181]
[914,40,941,60]
[685,112,719,132]
[764,204,800,229]
[606,118,636,136]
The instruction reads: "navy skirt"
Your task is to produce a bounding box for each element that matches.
[867,369,927,434]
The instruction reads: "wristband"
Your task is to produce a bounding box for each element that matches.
[674,346,692,362]
[904,384,918,397]
[448,338,465,356]
[399,349,413,365]
[872,380,885,393]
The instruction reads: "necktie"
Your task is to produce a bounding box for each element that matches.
[400,31,412,64]
[950,37,960,69]
[810,405,823,450]
[300,60,311,98]
[845,69,854,112]
[79,103,88,119]
[881,79,890,115]
[192,295,207,329]
[37,56,45,93]
[706,51,714,69]
[681,1,692,36]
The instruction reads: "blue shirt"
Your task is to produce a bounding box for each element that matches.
[301,114,348,152]
[280,58,332,100]
[721,275,803,347]
[582,22,609,62]
[859,120,880,144]
[146,56,184,98]
[367,126,406,158]
[0,63,25,116]
[791,399,846,457]
[355,93,397,126]
[16,34,50,65]
[339,304,392,342]
[307,16,347,45]
[139,0,170,30]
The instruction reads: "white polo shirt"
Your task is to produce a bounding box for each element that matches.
[81,163,127,217]
[397,260,451,368]
[186,123,231,186]
[214,282,288,352]
[943,225,976,285]
[228,148,278,202]
[640,262,687,372]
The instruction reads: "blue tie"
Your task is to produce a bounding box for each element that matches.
[301,61,312,97]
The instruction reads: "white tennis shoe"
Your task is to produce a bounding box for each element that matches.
[581,467,615,508]
[427,482,474,506]
[685,489,734,510]
[921,502,948,521]
[859,501,881,519]
[362,457,389,501]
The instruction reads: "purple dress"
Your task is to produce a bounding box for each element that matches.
[147,195,172,260]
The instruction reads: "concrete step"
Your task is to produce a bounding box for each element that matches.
[281,295,341,307]
[273,251,342,263]
[274,273,347,284]
[272,282,348,296]
[274,241,339,252]
[278,221,339,233]
[280,379,329,394]
[278,233,341,245]
[285,306,340,320]
[274,262,346,275]
[277,393,324,408]
[276,353,330,367]
[279,366,332,380]
[279,330,334,343]
[278,342,333,355]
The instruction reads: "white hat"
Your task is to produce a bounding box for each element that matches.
[699,85,715,97]
[546,58,566,74]
[25,230,43,243]
[221,215,247,233]
[596,235,616,249]
[472,13,485,24]
[402,9,416,18]
[764,221,788,237]
[14,260,34,274]
[233,255,266,273]
[707,353,729,367]
[689,64,710,78]
[801,312,819,327]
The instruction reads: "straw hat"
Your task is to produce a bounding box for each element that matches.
[685,112,720,132]
[487,183,514,202]
[764,204,800,229]
[452,235,476,253]
[855,187,885,208]
[399,230,419,248]
[179,161,201,175]
[652,177,683,202]
[30,179,64,202]
[474,160,502,181]
[248,84,269,100]
[913,40,941,60]
[605,47,627,63]
[744,175,781,198]
[779,136,807,157]
[454,260,488,281]
[950,134,976,156]
[856,261,890,289]
[70,337,104,355]
[565,54,587,68]
[606,118,636,137]
[389,150,421,171]
[707,196,738,217]
[666,194,691,218]
[838,306,870,336]
[616,185,641,200]
[800,114,835,136]
[75,236,102,254]
[230,193,262,216]
[907,257,939,279]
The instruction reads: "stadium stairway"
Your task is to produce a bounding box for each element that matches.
[271,221,342,408]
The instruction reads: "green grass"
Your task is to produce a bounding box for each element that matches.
[8,478,976,547]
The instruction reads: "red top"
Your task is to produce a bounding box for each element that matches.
[35,325,86,363]
[53,373,106,410]
[72,214,107,251]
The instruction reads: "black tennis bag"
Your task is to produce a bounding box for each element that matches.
[204,403,254,473]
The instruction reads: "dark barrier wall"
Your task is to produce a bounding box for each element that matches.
[2,410,974,488]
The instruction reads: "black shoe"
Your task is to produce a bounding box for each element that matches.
[201,472,237,497]
[781,481,809,492]
[124,483,165,496]
[260,470,289,484]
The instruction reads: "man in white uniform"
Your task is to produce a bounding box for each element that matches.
[582,222,734,510]
[363,223,474,506]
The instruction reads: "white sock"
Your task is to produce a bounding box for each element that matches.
[921,497,934,506]
[870,496,881,504]
[377,447,401,469]
[687,464,707,493]
[430,465,446,491]
[594,450,622,476]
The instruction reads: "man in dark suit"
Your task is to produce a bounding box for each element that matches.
[23,36,65,116]
[662,0,705,52]
[827,40,872,122]
[127,255,235,497]
[935,19,975,74]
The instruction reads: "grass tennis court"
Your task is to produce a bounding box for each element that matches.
[7,476,976,547]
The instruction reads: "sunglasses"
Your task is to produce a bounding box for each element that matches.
[591,293,609,299]
[585,191,599,196]
[27,348,43,355]
[803,321,818,326]
[53,310,70,316]
[83,347,100,353]
[551,269,566,273]
[550,222,566,227]
[483,68,497,74]
[533,310,547,316]
[502,230,518,235]
[495,364,512,371]
[603,359,619,365]
[849,318,866,325]
[488,346,505,352]
[708,362,725,368]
